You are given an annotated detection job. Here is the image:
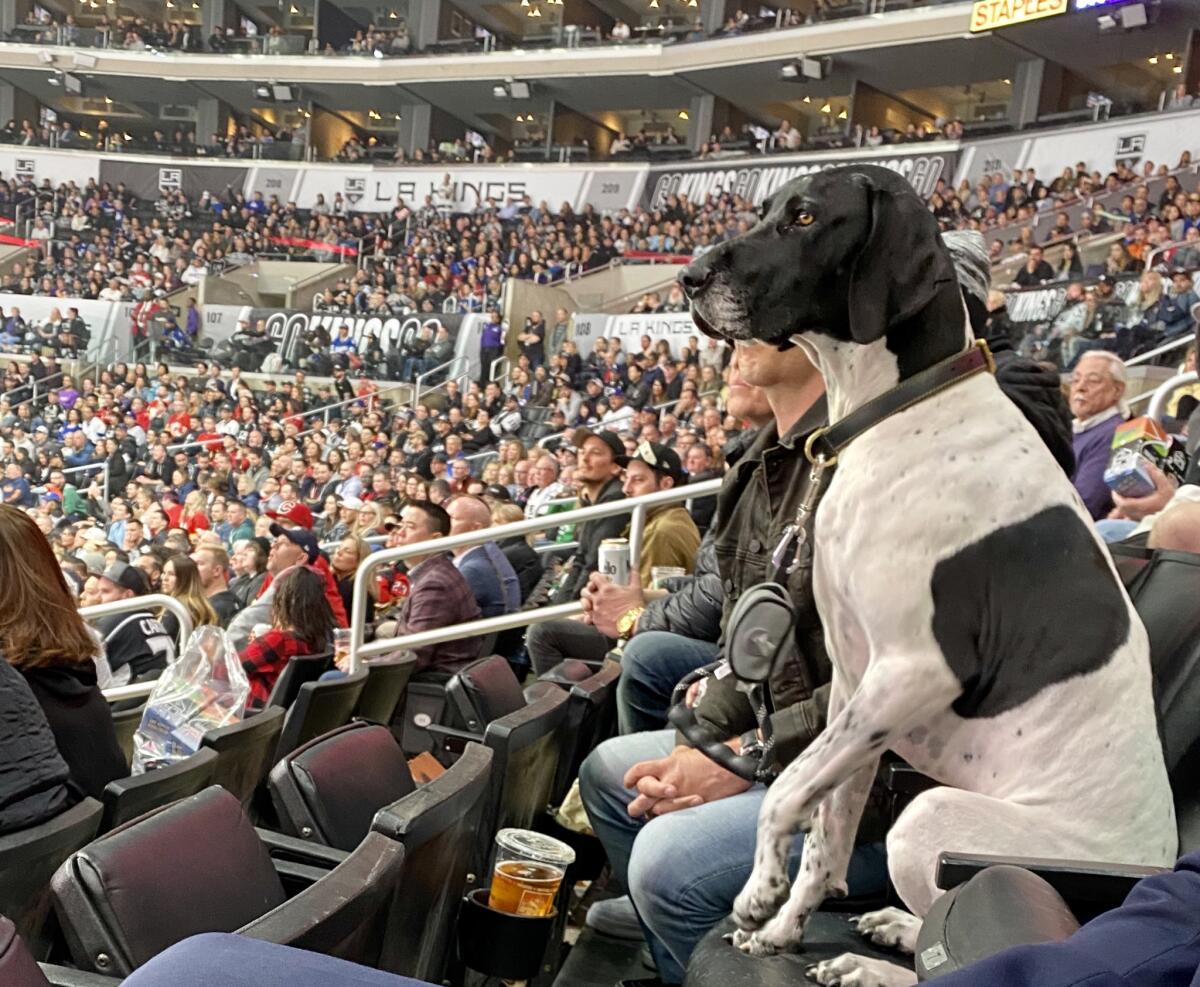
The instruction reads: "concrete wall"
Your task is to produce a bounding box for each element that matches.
[195,260,351,309]
[502,279,578,363]
[559,263,687,313]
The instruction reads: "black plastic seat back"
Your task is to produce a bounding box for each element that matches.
[353,654,418,726]
[0,799,103,960]
[268,722,416,852]
[237,831,405,971]
[51,787,286,976]
[266,652,333,710]
[201,706,286,808]
[110,706,144,767]
[398,670,453,757]
[478,689,570,875]
[372,742,494,983]
[274,669,368,763]
[552,660,621,805]
[100,747,219,833]
[1125,550,1200,776]
[446,654,528,734]
[0,915,50,987]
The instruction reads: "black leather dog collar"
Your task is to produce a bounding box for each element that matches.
[805,338,996,466]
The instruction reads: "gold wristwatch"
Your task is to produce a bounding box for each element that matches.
[616,606,645,638]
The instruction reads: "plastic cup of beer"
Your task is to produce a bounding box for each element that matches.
[333,627,352,672]
[488,828,576,917]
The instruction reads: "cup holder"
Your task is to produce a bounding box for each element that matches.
[457,887,558,980]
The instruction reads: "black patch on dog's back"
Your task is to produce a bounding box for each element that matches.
[930,505,1130,718]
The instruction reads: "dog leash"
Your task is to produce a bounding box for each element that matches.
[772,338,995,576]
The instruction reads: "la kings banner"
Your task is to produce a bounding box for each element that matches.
[641,144,959,210]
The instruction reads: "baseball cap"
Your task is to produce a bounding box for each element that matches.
[574,427,625,460]
[268,523,320,564]
[265,500,314,530]
[341,495,364,511]
[483,484,512,502]
[81,527,108,545]
[101,561,149,596]
[617,440,685,481]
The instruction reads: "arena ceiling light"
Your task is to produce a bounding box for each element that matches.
[493,81,531,100]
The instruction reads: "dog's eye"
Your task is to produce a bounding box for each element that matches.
[793,211,814,227]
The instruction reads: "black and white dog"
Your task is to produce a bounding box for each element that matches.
[680,166,1176,986]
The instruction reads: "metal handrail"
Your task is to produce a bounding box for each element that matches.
[1147,371,1198,420]
[414,355,469,406]
[1126,334,1194,368]
[90,594,196,704]
[346,476,721,671]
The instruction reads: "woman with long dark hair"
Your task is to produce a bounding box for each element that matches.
[238,566,335,706]
[0,505,126,797]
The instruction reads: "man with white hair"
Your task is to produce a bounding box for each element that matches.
[1069,350,1127,520]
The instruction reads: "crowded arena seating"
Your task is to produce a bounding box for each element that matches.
[6,1,1200,985]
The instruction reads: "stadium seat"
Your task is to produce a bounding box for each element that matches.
[551,660,621,806]
[265,653,334,710]
[51,786,402,977]
[201,707,287,808]
[99,748,219,833]
[1123,550,1200,775]
[268,722,415,851]
[109,706,144,768]
[0,915,49,987]
[0,799,103,960]
[118,933,439,987]
[371,743,494,983]
[445,654,528,733]
[274,669,368,762]
[353,653,417,728]
[685,914,913,987]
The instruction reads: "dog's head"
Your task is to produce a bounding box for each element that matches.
[681,165,958,351]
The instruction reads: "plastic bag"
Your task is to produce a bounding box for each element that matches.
[132,625,250,775]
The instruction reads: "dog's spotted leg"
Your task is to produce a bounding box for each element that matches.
[734,656,962,954]
[853,907,921,954]
[735,761,875,955]
[806,954,918,987]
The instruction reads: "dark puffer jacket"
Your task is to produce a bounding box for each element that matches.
[0,658,78,835]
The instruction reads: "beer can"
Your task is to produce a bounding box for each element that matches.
[650,566,687,591]
[598,538,631,586]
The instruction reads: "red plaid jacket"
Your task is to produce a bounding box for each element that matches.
[239,629,317,706]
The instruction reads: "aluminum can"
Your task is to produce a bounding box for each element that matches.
[598,538,631,586]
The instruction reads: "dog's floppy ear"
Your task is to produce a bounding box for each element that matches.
[847,174,955,344]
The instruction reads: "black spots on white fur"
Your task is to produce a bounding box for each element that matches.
[927,736,945,760]
[930,505,1129,719]
[908,725,929,745]
[1016,729,1023,737]
[962,752,974,763]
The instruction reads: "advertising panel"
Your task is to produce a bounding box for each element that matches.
[641,146,959,210]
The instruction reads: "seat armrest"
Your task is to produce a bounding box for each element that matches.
[936,852,1166,917]
[39,964,123,987]
[427,722,481,759]
[273,859,333,896]
[256,827,348,868]
[882,762,939,797]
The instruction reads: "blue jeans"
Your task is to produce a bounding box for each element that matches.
[617,632,720,735]
[579,730,889,984]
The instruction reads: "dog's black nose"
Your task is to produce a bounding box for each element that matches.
[679,267,713,298]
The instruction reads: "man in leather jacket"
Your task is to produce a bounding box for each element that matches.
[579,233,1075,985]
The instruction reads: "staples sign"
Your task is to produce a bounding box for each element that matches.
[970,0,1069,32]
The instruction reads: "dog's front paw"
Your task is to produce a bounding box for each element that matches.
[852,907,921,954]
[732,927,786,957]
[805,953,918,987]
[732,871,791,931]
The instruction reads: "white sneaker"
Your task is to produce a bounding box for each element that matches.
[585,895,644,941]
